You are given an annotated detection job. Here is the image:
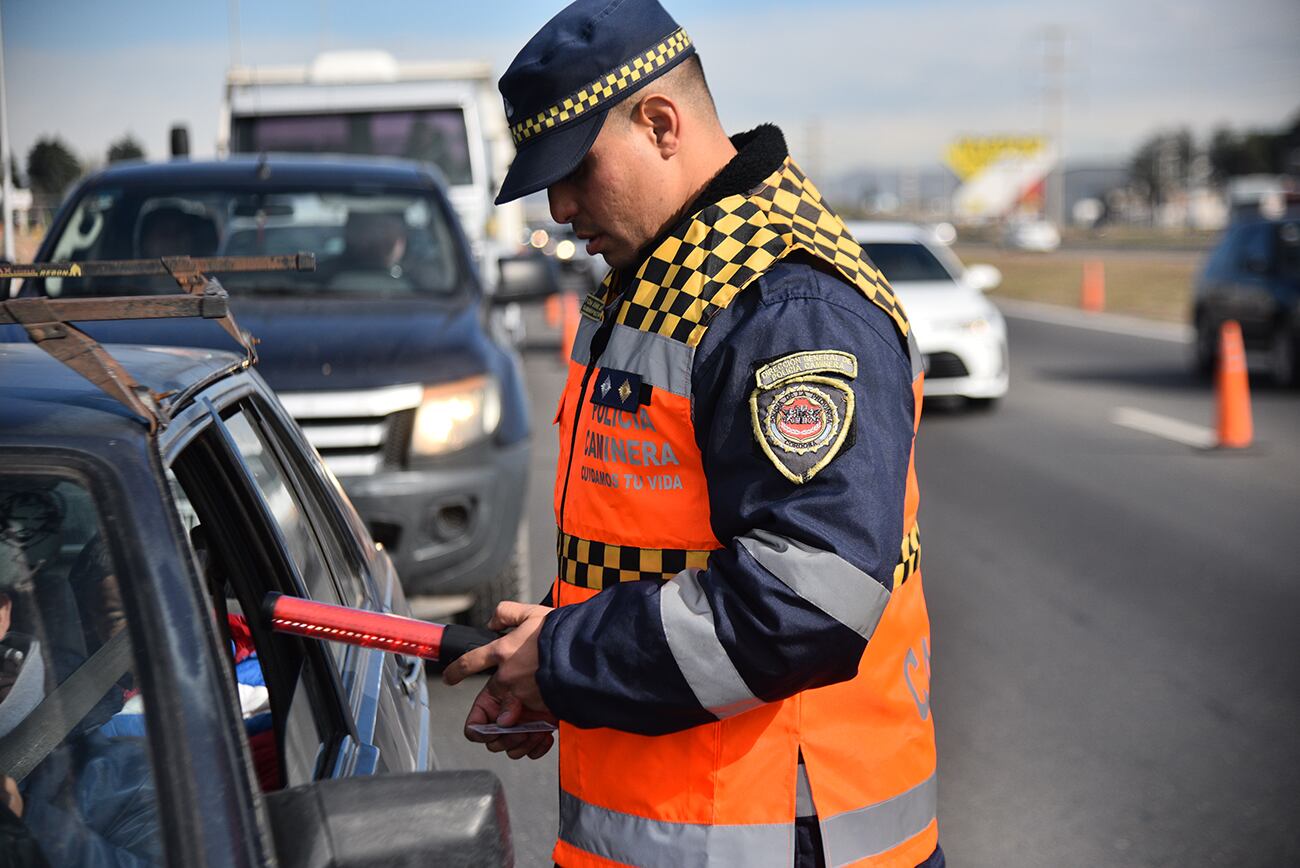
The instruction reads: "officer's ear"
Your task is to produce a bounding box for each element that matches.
[634,93,682,159]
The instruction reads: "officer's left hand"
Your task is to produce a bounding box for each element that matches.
[443,601,552,718]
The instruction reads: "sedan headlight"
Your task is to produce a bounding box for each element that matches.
[410,374,501,456]
[934,316,992,334]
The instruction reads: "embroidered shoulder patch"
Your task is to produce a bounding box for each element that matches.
[750,372,855,484]
[754,350,857,389]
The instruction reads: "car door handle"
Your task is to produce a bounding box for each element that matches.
[396,654,424,695]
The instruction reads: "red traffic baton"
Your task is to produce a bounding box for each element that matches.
[263,593,498,671]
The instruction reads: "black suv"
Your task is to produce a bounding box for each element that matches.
[10,156,531,622]
[1192,214,1300,387]
[0,280,511,866]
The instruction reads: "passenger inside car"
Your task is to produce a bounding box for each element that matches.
[137,205,220,260]
[325,211,413,290]
[0,478,162,867]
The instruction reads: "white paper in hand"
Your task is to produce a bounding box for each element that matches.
[467,721,558,736]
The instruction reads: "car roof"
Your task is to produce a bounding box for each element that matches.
[0,342,241,438]
[843,221,938,244]
[86,155,440,190]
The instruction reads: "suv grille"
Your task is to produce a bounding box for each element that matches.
[925,352,969,380]
[278,384,422,478]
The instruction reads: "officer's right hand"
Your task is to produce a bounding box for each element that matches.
[462,685,557,760]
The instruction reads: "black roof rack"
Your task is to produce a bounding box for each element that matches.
[0,254,315,432]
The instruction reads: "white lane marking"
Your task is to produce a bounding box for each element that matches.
[994,298,1193,344]
[1111,407,1215,449]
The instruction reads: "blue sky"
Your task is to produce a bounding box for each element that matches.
[3,0,1297,174]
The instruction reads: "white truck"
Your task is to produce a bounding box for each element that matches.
[219,50,524,286]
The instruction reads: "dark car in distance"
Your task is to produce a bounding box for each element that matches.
[1192,215,1300,387]
[10,156,531,623]
[0,338,511,867]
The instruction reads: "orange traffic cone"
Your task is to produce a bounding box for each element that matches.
[544,294,560,328]
[1215,320,1253,449]
[560,292,580,364]
[1081,260,1105,312]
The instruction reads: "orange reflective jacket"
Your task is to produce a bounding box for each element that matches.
[547,157,935,868]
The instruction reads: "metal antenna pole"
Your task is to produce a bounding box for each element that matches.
[1042,26,1067,228]
[0,6,15,263]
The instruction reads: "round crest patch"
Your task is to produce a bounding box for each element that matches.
[764,385,839,454]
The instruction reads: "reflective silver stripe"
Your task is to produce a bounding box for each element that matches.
[820,772,937,867]
[571,322,694,396]
[559,789,794,868]
[569,316,602,366]
[795,761,816,818]
[659,568,763,718]
[738,531,890,641]
[908,329,925,381]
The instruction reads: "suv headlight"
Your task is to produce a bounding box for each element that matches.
[410,374,501,456]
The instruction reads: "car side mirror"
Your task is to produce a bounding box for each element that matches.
[1243,255,1269,275]
[263,769,512,868]
[493,253,560,304]
[964,263,1002,292]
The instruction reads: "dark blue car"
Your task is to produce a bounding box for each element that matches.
[1192,214,1300,387]
[10,156,532,623]
[0,340,510,867]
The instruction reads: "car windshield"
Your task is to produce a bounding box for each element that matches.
[859,242,956,284]
[41,185,463,299]
[231,110,474,187]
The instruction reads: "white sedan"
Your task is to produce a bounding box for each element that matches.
[845,221,1009,408]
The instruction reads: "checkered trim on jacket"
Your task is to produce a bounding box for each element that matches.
[558,530,714,591]
[600,157,910,347]
[892,524,921,589]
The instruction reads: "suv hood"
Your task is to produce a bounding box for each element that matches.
[50,297,491,392]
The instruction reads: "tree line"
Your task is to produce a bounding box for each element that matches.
[1128,111,1300,208]
[14,133,145,209]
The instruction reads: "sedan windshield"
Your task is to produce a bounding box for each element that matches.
[40,185,463,299]
[860,242,956,283]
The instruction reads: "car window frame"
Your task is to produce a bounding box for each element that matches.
[167,403,358,786]
[0,446,271,868]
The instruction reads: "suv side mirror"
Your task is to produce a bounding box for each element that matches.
[494,253,560,304]
[964,263,1002,292]
[1243,254,1270,275]
[264,770,512,868]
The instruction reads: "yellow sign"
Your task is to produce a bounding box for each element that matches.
[945,136,1046,181]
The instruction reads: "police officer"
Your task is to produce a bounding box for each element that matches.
[444,2,942,865]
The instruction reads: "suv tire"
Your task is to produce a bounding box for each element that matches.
[1270,325,1299,389]
[1192,311,1216,379]
[463,519,530,628]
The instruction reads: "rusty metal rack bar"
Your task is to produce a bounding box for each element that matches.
[1,253,315,433]
[0,253,315,281]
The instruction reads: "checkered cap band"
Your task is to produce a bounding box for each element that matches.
[558,530,714,590]
[510,27,693,147]
[892,524,921,590]
[602,157,910,347]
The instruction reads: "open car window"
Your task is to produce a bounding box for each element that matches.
[0,473,164,867]
[167,415,353,792]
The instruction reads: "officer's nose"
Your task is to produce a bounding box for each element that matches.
[548,183,578,226]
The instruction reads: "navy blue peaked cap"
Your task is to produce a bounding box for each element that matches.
[495,0,696,204]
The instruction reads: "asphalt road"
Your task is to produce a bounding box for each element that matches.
[429,298,1300,868]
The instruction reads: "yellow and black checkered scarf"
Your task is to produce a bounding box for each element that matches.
[598,125,909,348]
